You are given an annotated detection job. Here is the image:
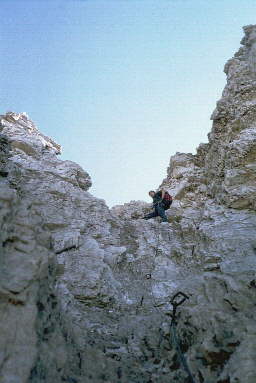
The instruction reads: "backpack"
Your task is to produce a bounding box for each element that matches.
[163,191,173,208]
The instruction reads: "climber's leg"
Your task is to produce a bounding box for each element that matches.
[143,207,158,220]
[156,203,168,222]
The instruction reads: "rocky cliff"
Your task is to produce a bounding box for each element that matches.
[0,25,256,383]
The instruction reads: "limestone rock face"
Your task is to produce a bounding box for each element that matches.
[0,26,256,383]
[111,200,151,219]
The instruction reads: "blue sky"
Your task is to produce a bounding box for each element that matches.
[1,0,256,206]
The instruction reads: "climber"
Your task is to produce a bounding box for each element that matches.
[143,190,172,223]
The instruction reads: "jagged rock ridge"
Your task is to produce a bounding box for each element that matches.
[0,25,256,383]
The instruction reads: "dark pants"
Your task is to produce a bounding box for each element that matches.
[144,202,168,222]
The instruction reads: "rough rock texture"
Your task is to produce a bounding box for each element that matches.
[0,26,256,383]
